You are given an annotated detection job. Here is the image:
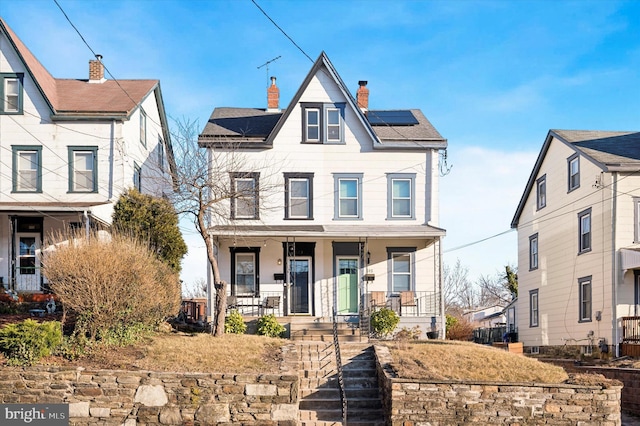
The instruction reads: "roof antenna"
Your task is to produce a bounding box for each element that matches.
[257,56,281,87]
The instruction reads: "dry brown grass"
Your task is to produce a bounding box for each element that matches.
[387,340,569,383]
[40,332,285,373]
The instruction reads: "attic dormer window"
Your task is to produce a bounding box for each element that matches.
[301,103,345,144]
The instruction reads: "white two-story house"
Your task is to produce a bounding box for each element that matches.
[0,18,174,294]
[512,129,640,357]
[198,52,447,336]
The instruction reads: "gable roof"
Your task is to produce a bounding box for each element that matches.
[0,18,159,120]
[198,52,446,150]
[511,129,640,227]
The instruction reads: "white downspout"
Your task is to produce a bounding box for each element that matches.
[611,172,619,356]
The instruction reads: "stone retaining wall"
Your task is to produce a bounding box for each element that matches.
[374,345,622,426]
[0,367,298,425]
[580,366,640,418]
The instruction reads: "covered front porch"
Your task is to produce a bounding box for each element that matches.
[0,204,110,295]
[210,224,446,338]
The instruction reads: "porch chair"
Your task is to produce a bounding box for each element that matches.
[400,291,417,316]
[369,291,387,311]
[226,296,238,312]
[262,296,281,316]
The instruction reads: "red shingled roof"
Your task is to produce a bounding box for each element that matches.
[0,18,157,118]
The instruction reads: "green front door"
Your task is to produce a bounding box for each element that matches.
[337,258,359,314]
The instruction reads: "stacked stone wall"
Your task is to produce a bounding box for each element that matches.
[374,345,622,426]
[0,367,298,425]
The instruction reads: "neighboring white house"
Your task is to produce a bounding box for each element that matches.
[511,129,640,356]
[0,18,174,293]
[464,305,506,327]
[198,52,448,336]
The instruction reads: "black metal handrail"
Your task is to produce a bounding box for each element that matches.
[332,308,347,425]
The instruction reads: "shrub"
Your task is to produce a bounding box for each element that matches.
[112,189,188,273]
[256,314,285,338]
[0,319,62,366]
[225,310,247,334]
[43,232,181,341]
[370,307,400,338]
[446,314,474,341]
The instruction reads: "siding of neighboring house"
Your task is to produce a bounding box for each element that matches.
[514,130,640,354]
[0,18,173,293]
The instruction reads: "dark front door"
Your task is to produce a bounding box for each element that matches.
[289,258,310,314]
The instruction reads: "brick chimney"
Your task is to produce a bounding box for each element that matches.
[356,80,369,112]
[267,76,279,111]
[89,54,105,83]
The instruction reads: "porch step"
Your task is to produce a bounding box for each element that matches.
[296,341,385,426]
[290,321,366,342]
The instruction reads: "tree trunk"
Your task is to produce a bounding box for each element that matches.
[213,281,227,337]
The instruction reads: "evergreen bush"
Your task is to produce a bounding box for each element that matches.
[256,314,285,338]
[224,310,247,334]
[370,307,400,338]
[0,319,62,366]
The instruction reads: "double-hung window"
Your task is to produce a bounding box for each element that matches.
[536,175,546,210]
[231,172,259,219]
[157,136,165,172]
[529,233,538,270]
[12,146,42,193]
[1,73,23,114]
[284,173,313,219]
[140,108,147,147]
[230,247,260,296]
[387,173,416,219]
[334,173,362,220]
[530,289,539,327]
[568,154,580,192]
[301,103,345,143]
[578,207,591,254]
[387,247,416,293]
[578,276,592,322]
[133,162,142,191]
[68,147,98,192]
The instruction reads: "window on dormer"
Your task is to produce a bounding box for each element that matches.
[302,103,345,143]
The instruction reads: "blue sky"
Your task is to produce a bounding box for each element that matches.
[2,0,639,292]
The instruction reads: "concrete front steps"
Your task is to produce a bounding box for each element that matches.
[295,341,385,426]
[290,319,365,342]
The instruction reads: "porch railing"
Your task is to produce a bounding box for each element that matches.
[621,316,640,343]
[226,291,283,316]
[364,290,440,317]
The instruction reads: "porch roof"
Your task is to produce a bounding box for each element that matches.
[621,247,640,271]
[211,224,446,238]
[0,201,111,213]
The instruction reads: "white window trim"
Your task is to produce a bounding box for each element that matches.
[231,172,259,220]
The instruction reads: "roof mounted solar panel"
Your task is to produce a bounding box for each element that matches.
[367,110,418,126]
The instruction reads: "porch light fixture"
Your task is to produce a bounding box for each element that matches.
[277,258,282,265]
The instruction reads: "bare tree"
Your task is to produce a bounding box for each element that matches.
[168,118,281,336]
[443,258,478,314]
[183,277,207,299]
[476,264,518,307]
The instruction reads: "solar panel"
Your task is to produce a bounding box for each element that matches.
[367,110,418,126]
